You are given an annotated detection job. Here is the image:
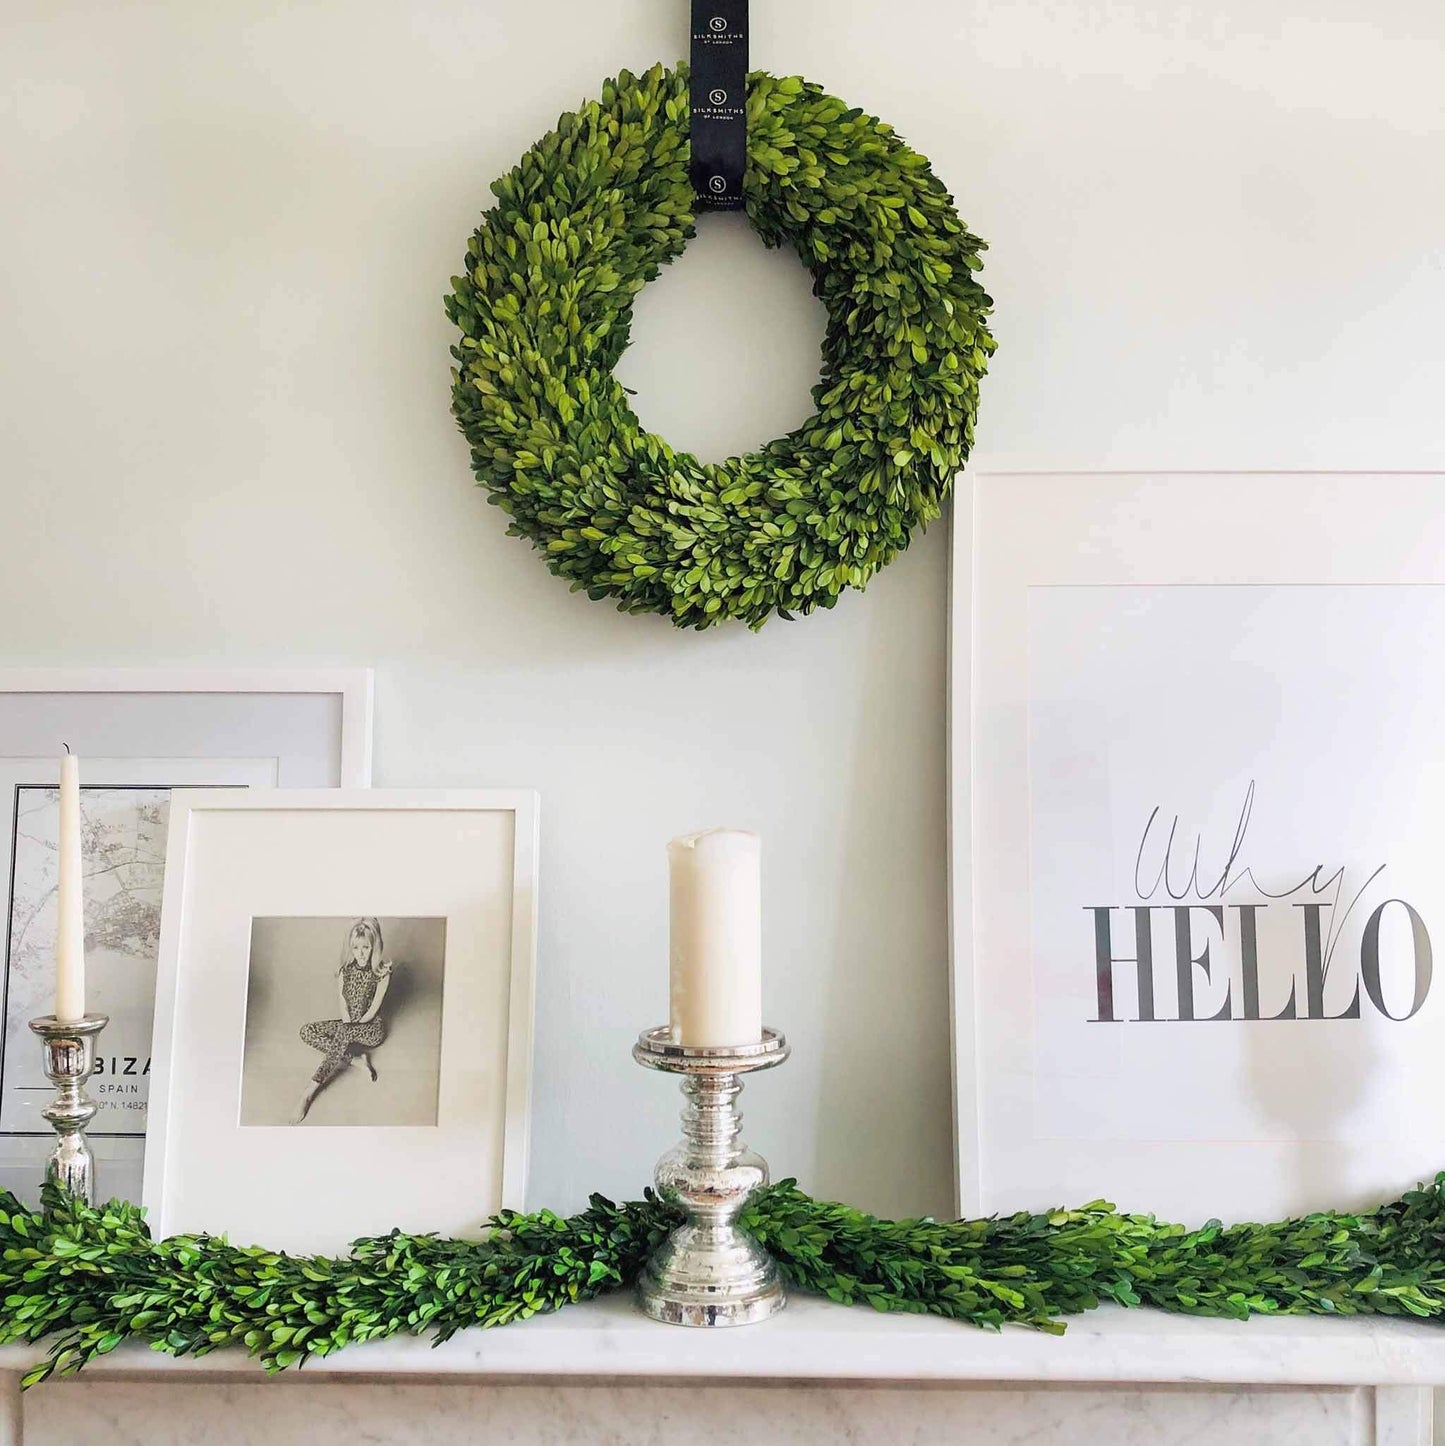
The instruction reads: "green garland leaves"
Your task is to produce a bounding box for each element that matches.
[0,1186,672,1386]
[446,64,994,629]
[7,1176,1445,1387]
[745,1180,1445,1330]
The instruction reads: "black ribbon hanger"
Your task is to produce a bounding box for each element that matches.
[689,0,748,211]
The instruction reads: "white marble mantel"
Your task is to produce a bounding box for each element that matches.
[0,1296,1439,1445]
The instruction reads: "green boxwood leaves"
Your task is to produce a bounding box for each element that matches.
[10,1173,1445,1384]
[1,1184,675,1386]
[445,64,995,629]
[745,1177,1445,1331]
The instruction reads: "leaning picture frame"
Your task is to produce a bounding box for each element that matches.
[144,789,539,1253]
[951,473,1445,1224]
[0,669,372,1205]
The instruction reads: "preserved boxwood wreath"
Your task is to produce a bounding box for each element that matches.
[446,64,994,628]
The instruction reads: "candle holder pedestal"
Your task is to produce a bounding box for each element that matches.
[633,1026,790,1327]
[28,1013,108,1206]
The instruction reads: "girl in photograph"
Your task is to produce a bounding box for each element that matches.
[293,916,395,1123]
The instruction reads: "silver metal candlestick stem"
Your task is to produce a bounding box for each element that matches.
[28,1014,109,1205]
[633,1025,790,1327]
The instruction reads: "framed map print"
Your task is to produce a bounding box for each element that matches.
[951,474,1445,1224]
[0,670,372,1204]
[0,759,273,1141]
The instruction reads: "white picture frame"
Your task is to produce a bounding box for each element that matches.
[144,789,539,1254]
[0,669,373,789]
[951,474,1445,1224]
[0,669,372,1205]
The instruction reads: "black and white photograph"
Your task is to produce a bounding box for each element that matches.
[241,915,447,1128]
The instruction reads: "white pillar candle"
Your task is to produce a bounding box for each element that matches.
[55,751,85,1023]
[668,827,763,1047]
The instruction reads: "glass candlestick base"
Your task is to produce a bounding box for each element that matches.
[28,1013,109,1206]
[633,1026,790,1327]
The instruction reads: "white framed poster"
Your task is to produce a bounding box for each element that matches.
[144,790,539,1254]
[951,474,1445,1223]
[0,669,372,1204]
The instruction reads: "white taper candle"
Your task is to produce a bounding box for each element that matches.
[668,827,763,1047]
[55,751,85,1023]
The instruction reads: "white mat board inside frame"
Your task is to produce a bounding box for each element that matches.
[950,474,1445,1224]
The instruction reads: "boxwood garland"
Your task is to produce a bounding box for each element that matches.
[446,64,994,629]
[8,1174,1445,1386]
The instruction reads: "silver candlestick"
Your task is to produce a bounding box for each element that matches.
[633,1025,790,1327]
[28,1014,108,1205]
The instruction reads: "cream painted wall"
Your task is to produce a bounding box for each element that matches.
[2,0,1442,1243]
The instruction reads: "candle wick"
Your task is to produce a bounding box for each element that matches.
[62,742,71,754]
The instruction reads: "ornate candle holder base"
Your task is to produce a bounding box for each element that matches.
[28,1014,108,1206]
[633,1026,790,1327]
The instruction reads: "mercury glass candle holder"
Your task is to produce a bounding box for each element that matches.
[633,1025,790,1327]
[28,1013,109,1205]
